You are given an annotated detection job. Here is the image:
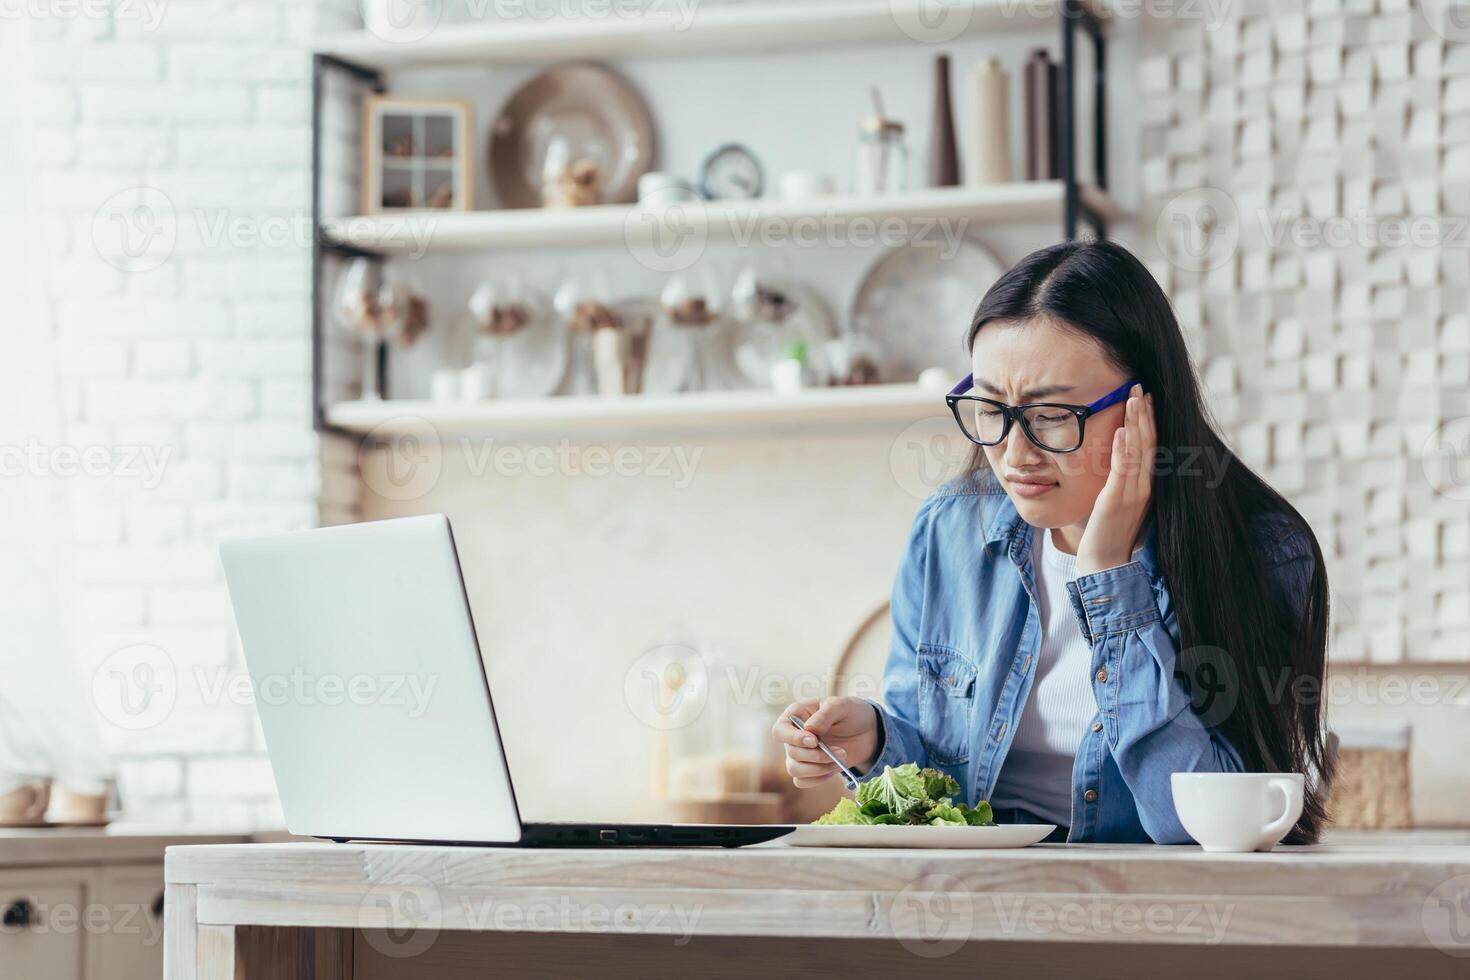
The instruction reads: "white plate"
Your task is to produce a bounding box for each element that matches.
[850,238,1005,382]
[783,823,1055,849]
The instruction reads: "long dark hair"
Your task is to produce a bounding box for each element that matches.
[966,240,1332,843]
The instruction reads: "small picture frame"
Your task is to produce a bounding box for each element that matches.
[361,96,473,213]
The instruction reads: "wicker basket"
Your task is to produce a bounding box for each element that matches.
[1326,724,1412,830]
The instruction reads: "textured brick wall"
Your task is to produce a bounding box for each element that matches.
[1141,0,1470,664]
[26,0,359,824]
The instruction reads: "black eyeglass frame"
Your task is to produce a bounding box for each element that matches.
[944,373,1141,454]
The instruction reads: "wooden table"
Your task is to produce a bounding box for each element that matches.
[164,834,1470,979]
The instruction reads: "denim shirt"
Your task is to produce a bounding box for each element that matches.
[862,471,1314,844]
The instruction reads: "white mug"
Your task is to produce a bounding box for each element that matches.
[1170,772,1304,852]
[777,170,835,201]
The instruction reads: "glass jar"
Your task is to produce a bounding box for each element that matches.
[854,117,908,195]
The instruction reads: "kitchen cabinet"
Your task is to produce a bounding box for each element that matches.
[0,829,251,980]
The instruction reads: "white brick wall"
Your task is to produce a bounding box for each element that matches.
[28,0,341,826]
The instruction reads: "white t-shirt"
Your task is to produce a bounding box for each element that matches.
[990,527,1098,827]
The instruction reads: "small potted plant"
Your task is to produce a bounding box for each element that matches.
[769,340,809,395]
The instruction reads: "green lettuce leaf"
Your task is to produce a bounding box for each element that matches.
[809,761,999,829]
[925,803,968,826]
[960,801,995,827]
[855,763,927,816]
[921,768,962,801]
[814,798,874,825]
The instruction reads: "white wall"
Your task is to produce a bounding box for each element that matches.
[23,0,360,824]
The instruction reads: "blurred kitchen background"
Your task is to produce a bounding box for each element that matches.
[5,0,1470,852]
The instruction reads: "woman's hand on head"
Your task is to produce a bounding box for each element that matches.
[1076,384,1156,576]
[770,696,880,788]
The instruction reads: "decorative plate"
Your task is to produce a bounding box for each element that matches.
[850,238,1005,382]
[488,63,656,209]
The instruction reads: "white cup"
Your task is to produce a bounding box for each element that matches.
[1170,772,1304,852]
[777,170,835,201]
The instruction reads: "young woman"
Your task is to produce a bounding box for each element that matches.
[773,240,1332,844]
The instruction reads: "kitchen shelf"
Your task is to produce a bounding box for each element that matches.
[323,182,1126,255]
[315,0,1075,71]
[327,383,950,437]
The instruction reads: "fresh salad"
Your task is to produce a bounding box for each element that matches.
[812,763,995,827]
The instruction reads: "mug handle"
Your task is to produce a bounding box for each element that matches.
[1256,777,1301,850]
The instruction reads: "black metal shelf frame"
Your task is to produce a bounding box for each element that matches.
[308,7,1111,433]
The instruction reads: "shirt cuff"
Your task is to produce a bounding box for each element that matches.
[857,698,901,780]
[1064,560,1163,644]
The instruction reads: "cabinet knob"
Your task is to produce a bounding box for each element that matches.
[151,892,165,919]
[2,900,34,929]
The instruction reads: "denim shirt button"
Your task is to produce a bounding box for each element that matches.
[1091,721,1103,733]
[1095,667,1108,684]
[1084,789,1098,803]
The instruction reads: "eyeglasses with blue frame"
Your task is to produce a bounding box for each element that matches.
[945,373,1142,454]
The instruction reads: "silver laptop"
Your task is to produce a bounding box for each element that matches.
[219,514,791,847]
